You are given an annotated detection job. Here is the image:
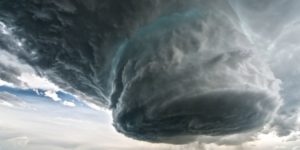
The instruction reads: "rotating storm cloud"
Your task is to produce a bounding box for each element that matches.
[0,0,300,149]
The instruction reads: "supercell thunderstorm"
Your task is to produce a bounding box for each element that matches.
[0,0,299,145]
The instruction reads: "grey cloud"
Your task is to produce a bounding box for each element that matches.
[0,60,22,86]
[0,20,25,86]
[0,0,284,144]
[0,92,27,108]
[268,28,300,136]
[0,50,38,88]
[229,0,300,137]
[0,92,19,101]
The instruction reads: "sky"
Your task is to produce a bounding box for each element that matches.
[0,85,300,150]
[0,0,300,149]
[0,86,174,150]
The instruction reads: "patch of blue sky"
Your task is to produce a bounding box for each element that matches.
[0,85,90,109]
[0,85,111,123]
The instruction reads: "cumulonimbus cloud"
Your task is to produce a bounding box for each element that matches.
[0,0,283,144]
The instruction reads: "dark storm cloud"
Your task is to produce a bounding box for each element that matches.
[0,0,282,143]
[111,9,281,143]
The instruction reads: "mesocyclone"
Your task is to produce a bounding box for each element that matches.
[0,0,281,144]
